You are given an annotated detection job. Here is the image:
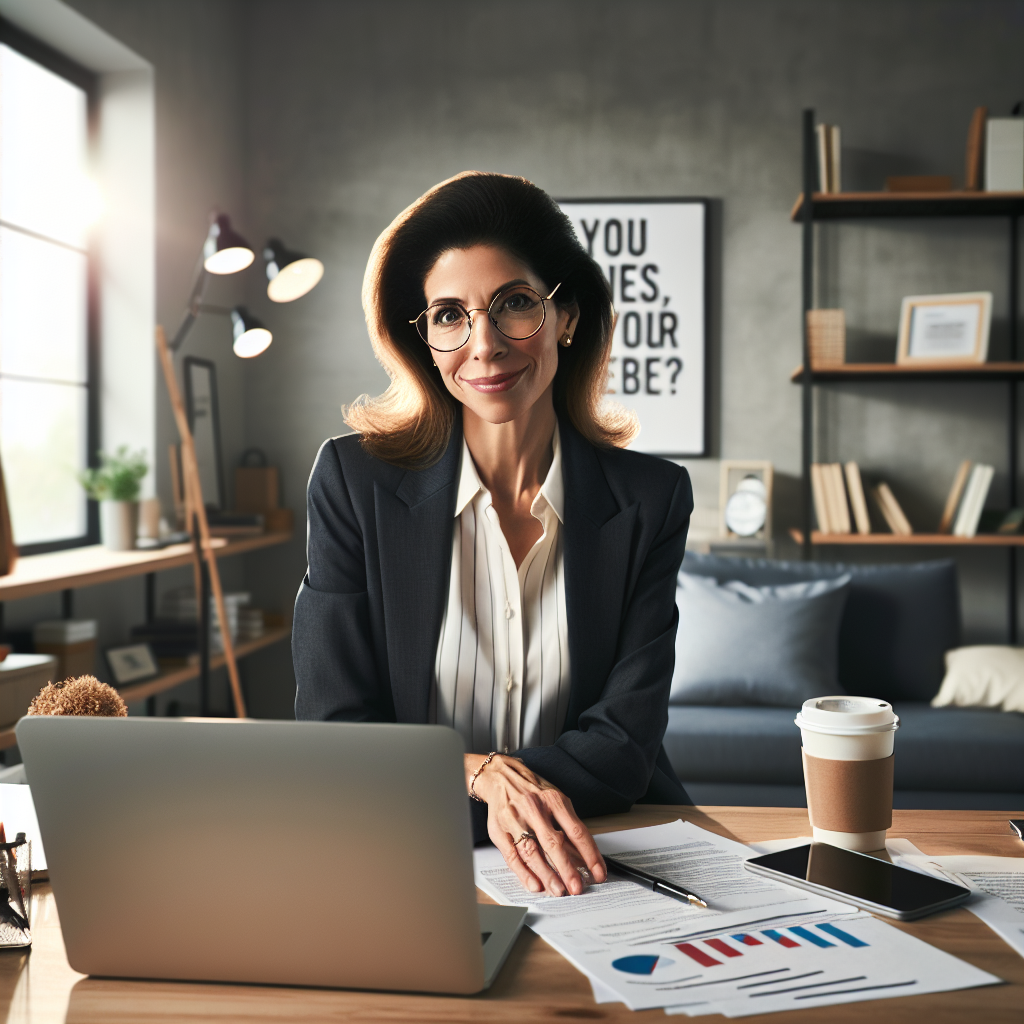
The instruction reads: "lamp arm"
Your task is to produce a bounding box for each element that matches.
[169,264,211,353]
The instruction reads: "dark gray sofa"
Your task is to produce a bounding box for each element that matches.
[667,553,1024,810]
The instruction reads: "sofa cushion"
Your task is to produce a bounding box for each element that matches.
[672,572,850,706]
[663,703,1024,793]
[681,553,960,703]
[932,646,1024,713]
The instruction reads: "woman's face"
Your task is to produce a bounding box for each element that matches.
[421,244,575,427]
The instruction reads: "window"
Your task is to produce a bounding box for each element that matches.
[0,21,97,554]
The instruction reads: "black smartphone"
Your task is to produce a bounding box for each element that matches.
[745,842,971,921]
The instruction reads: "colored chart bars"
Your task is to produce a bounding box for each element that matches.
[675,922,870,966]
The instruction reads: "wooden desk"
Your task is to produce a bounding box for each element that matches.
[3,806,1021,1023]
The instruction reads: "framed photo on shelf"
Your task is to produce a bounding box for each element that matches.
[105,643,159,686]
[896,291,993,366]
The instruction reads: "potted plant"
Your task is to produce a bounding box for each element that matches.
[79,447,149,551]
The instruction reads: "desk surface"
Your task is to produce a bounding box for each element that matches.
[3,806,1021,1023]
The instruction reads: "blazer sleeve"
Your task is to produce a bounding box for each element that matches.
[292,440,393,723]
[514,468,691,818]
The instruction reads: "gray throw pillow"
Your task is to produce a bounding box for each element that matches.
[671,571,851,707]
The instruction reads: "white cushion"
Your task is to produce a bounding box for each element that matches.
[931,646,1024,713]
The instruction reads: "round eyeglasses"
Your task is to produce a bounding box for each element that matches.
[410,282,562,353]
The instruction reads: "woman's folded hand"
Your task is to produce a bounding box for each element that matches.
[465,753,607,897]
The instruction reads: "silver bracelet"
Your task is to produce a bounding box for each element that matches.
[470,751,498,802]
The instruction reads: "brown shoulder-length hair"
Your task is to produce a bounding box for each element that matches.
[345,171,637,468]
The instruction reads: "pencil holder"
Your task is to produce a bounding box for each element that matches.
[0,834,31,948]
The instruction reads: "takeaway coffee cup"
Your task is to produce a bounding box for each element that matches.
[795,697,900,852]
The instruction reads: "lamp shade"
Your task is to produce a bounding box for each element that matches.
[203,215,255,275]
[264,237,324,302]
[230,306,272,358]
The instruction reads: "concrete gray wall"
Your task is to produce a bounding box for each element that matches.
[42,0,1024,721]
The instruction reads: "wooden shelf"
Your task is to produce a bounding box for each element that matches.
[0,531,293,603]
[0,626,292,751]
[790,529,1024,546]
[791,190,1024,221]
[791,362,1024,382]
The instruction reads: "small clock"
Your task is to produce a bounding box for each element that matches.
[719,461,773,542]
[724,476,768,537]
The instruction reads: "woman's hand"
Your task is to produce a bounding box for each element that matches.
[465,753,607,897]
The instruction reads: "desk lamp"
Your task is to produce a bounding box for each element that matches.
[159,213,323,717]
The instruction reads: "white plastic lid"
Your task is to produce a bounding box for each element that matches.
[794,696,899,736]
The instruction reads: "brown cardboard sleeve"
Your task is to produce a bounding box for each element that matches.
[802,750,894,833]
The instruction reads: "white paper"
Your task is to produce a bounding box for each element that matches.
[893,853,1024,959]
[0,784,45,870]
[660,913,1000,1017]
[474,820,855,948]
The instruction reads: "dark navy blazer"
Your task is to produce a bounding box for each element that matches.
[293,414,693,832]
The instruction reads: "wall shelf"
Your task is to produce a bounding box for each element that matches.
[0,626,292,751]
[0,532,292,604]
[791,363,1024,383]
[791,190,1024,221]
[790,530,1024,547]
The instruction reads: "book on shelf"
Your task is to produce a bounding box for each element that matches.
[965,106,988,191]
[844,462,872,535]
[985,118,1024,192]
[815,123,841,193]
[953,463,995,537]
[826,463,851,534]
[938,460,973,533]
[811,463,831,533]
[872,483,913,536]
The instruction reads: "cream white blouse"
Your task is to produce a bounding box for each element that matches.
[430,428,572,755]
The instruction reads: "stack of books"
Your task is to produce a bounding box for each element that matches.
[811,462,874,535]
[938,461,999,537]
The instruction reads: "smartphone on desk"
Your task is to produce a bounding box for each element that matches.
[745,842,971,921]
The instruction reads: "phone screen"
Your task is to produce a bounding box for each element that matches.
[748,843,969,914]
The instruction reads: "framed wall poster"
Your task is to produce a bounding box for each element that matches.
[896,292,993,366]
[183,357,226,510]
[557,198,709,456]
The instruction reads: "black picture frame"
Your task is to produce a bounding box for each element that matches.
[183,357,225,511]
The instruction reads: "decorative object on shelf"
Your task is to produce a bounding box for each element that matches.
[872,482,913,536]
[0,655,56,729]
[896,292,993,366]
[0,452,15,578]
[78,447,149,551]
[27,675,127,717]
[719,461,773,541]
[806,309,845,367]
[183,358,225,512]
[234,449,294,533]
[978,508,1024,535]
[170,211,323,358]
[884,176,952,192]
[938,460,973,534]
[964,106,988,191]
[33,619,97,681]
[557,198,709,456]
[104,644,159,687]
[137,498,162,545]
[815,123,841,193]
[985,115,1024,192]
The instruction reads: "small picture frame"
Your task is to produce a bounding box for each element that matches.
[105,643,159,686]
[896,292,992,366]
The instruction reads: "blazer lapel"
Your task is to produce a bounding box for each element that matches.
[560,420,638,730]
[375,421,461,723]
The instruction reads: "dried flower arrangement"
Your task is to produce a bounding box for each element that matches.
[28,676,127,718]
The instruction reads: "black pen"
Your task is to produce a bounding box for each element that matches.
[604,855,709,908]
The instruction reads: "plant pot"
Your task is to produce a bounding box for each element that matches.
[100,501,138,551]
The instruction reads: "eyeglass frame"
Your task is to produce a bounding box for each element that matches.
[409,282,563,353]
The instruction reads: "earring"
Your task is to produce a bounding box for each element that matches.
[561,334,573,347]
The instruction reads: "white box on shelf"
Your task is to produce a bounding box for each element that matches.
[985,118,1024,191]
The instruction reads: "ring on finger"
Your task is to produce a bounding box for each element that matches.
[513,831,535,847]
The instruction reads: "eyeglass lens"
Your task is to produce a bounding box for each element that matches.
[415,285,548,351]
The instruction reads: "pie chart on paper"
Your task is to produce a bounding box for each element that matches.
[612,954,675,975]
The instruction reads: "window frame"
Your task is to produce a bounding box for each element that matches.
[0,16,100,555]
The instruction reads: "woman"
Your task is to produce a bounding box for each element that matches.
[294,172,692,899]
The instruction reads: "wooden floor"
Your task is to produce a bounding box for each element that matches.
[2,805,1021,1023]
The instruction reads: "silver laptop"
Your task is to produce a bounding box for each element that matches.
[16,716,526,994]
